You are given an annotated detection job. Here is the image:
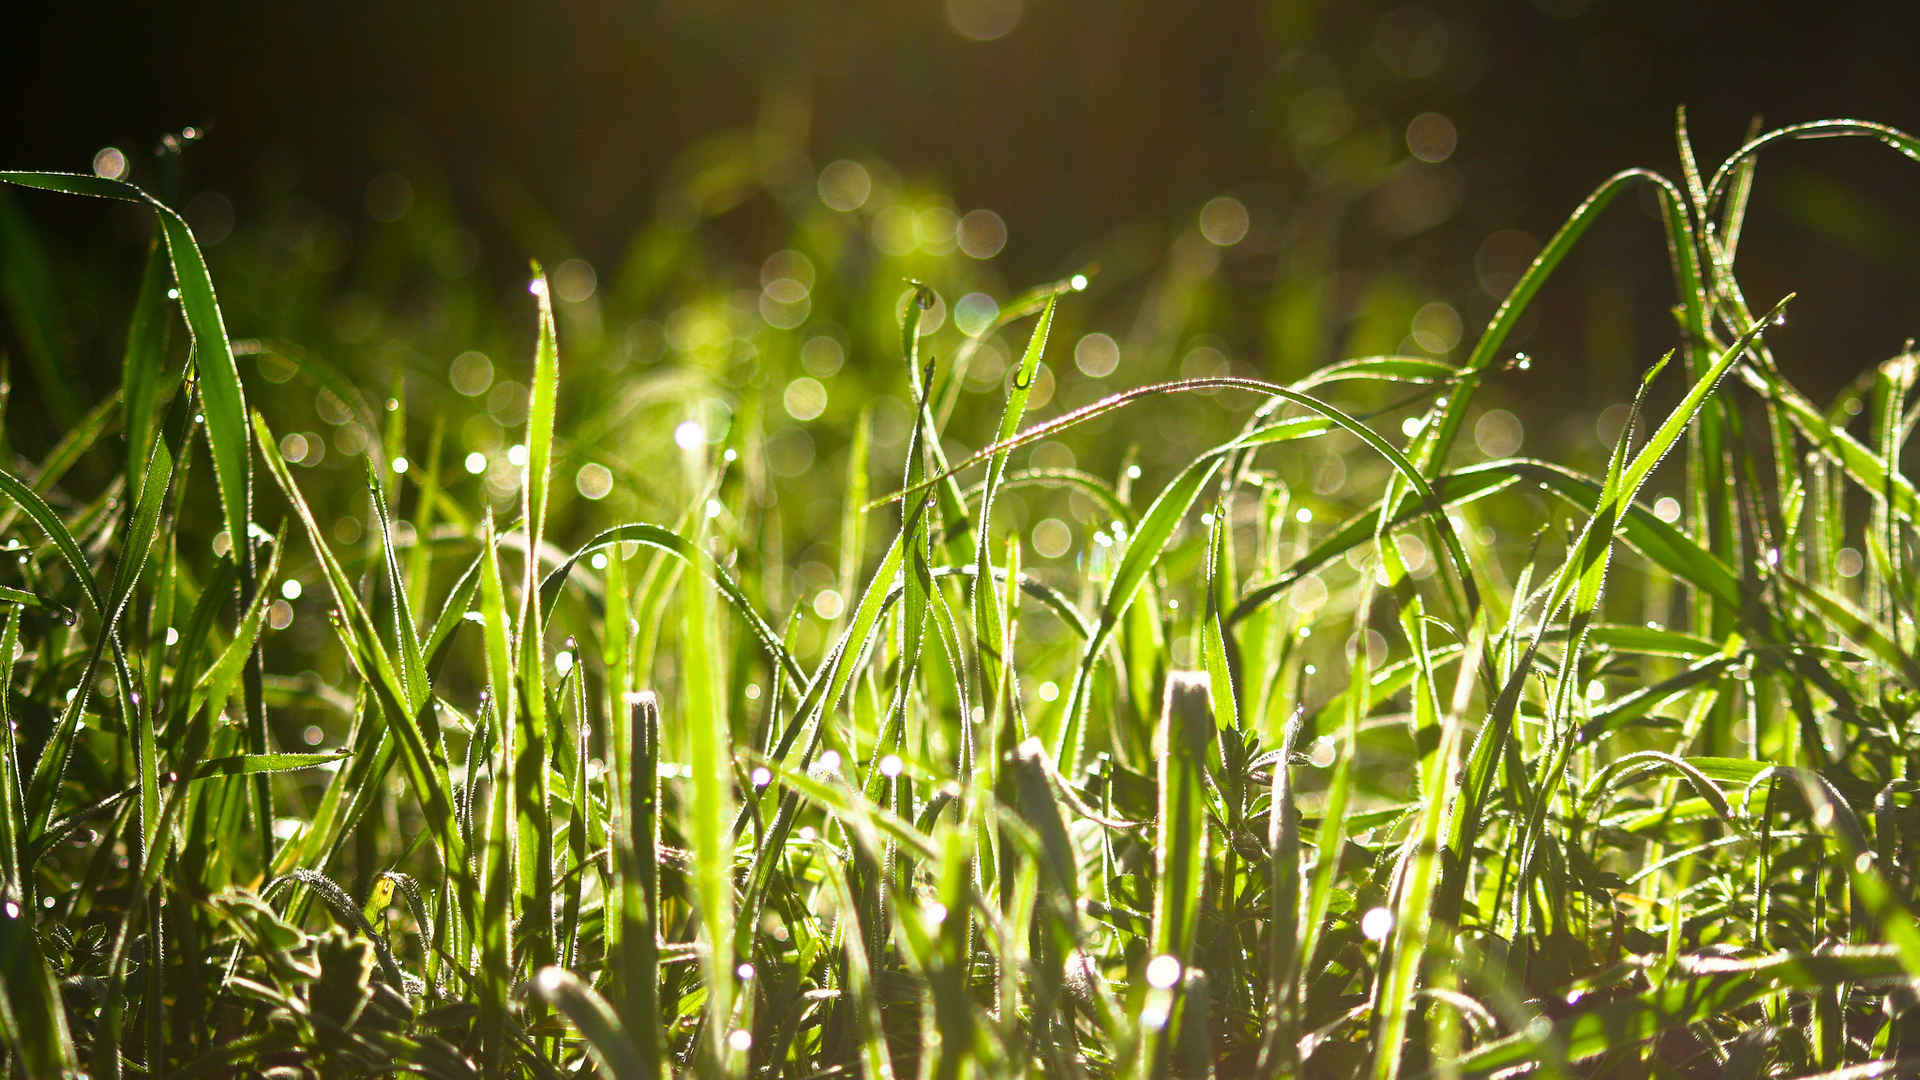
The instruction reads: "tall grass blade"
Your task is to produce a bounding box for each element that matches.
[1146,673,1213,1077]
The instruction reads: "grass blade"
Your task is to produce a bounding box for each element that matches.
[532,967,646,1080]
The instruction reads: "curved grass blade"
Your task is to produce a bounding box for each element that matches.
[263,868,410,994]
[875,378,1474,605]
[0,171,271,854]
[1229,459,1737,626]
[1404,167,1706,491]
[1703,119,1920,216]
[1047,386,1476,772]
[0,173,252,577]
[538,522,801,687]
[531,967,646,1080]
[1443,946,1912,1077]
[0,465,104,614]
[2,457,150,841]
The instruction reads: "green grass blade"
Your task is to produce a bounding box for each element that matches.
[680,504,736,1072]
[475,508,519,1027]
[187,751,350,778]
[0,885,78,1073]
[540,523,801,686]
[971,294,1058,672]
[1056,449,1222,772]
[1200,505,1240,737]
[1445,947,1912,1077]
[532,967,646,1080]
[1702,119,1920,213]
[1372,625,1484,1080]
[1408,168,1703,483]
[0,608,19,890]
[1146,673,1213,1076]
[366,462,428,711]
[1295,579,1377,1028]
[121,237,173,500]
[254,410,471,911]
[618,691,664,1077]
[0,173,252,583]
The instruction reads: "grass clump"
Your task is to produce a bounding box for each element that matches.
[3,113,1920,1078]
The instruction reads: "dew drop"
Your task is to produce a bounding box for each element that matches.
[1308,736,1336,768]
[1360,906,1394,941]
[1144,954,1182,989]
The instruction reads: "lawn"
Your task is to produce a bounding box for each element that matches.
[1,114,1919,1077]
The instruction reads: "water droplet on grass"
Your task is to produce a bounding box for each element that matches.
[1360,906,1394,940]
[1144,954,1182,988]
[1308,737,1336,768]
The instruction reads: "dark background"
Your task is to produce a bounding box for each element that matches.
[6,0,1920,401]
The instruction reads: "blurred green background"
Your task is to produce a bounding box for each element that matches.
[9,1,1919,389]
[3,0,1918,636]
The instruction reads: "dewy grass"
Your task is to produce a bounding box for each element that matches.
[4,111,1920,1078]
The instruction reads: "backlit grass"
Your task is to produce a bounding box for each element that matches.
[1,113,1920,1077]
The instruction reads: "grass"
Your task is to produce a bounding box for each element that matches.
[1,111,1920,1077]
